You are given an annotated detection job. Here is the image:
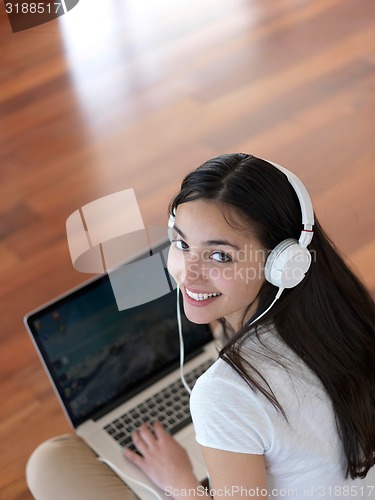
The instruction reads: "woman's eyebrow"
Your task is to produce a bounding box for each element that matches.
[173,224,240,250]
[204,239,240,250]
[172,224,185,239]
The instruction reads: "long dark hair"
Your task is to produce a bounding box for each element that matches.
[169,153,375,479]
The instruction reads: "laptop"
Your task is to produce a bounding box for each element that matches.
[24,239,218,499]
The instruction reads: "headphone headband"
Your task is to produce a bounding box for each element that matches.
[265,159,314,248]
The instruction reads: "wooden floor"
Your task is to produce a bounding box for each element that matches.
[1,0,374,497]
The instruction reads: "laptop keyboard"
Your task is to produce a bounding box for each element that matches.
[103,359,213,451]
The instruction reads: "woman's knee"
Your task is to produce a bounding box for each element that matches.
[26,434,136,500]
[26,435,82,495]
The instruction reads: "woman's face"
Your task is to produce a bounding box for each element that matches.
[167,199,267,330]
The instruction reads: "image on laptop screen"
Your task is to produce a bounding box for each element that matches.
[26,276,214,427]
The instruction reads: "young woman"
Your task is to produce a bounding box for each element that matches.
[27,154,375,499]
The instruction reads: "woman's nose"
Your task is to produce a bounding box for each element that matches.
[184,253,207,282]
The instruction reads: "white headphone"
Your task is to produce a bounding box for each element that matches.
[168,159,314,290]
[263,160,314,289]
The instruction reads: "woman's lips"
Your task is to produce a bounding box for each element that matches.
[183,286,222,307]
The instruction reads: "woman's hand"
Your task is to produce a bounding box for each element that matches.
[123,421,200,493]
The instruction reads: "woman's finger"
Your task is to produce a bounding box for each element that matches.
[131,429,149,454]
[138,424,157,447]
[123,447,144,468]
[153,420,167,440]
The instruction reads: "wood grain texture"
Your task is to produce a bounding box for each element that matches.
[0,0,374,497]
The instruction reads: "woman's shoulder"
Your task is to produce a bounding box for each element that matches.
[208,325,308,375]
[242,325,320,384]
[195,325,326,410]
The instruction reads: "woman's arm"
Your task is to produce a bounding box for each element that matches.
[201,446,267,499]
[124,422,267,499]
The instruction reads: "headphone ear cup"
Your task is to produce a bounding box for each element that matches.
[265,238,312,289]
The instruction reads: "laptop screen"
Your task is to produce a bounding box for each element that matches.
[26,275,214,428]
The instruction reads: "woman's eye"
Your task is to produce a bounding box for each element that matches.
[211,251,232,263]
[174,239,189,251]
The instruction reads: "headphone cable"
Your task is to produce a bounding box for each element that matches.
[177,286,284,395]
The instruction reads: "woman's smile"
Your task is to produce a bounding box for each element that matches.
[183,285,222,306]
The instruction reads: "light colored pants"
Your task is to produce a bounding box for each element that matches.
[26,434,137,500]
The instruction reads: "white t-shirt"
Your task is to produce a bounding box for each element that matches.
[190,328,375,499]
